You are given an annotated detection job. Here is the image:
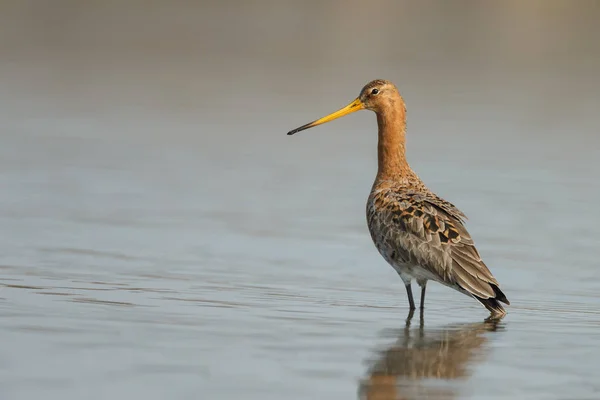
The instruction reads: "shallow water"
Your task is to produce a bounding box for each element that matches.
[1,2,600,399]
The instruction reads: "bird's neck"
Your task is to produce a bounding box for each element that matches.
[375,104,413,183]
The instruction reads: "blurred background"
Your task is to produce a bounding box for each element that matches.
[1,1,599,399]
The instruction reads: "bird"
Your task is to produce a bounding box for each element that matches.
[287,79,510,318]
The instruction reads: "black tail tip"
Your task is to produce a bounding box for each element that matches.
[492,284,510,305]
[476,296,507,319]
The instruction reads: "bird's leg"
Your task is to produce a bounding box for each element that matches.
[405,284,416,310]
[420,284,427,310]
[405,308,415,326]
[417,279,427,310]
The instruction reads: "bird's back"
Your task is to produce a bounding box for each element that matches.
[366,178,509,314]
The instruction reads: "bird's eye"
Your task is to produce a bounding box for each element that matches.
[371,88,379,95]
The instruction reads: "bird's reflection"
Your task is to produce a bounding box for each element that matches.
[358,310,502,400]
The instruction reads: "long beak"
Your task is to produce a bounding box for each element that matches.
[287,97,364,135]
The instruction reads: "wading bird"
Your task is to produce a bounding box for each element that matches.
[287,79,509,318]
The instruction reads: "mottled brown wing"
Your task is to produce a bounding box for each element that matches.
[384,191,500,299]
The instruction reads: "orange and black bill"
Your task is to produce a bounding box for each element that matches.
[287,97,364,135]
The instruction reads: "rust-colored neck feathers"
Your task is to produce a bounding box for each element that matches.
[375,96,413,183]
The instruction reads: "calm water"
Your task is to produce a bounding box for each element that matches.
[1,2,600,399]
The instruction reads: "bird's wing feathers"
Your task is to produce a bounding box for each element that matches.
[375,190,500,299]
